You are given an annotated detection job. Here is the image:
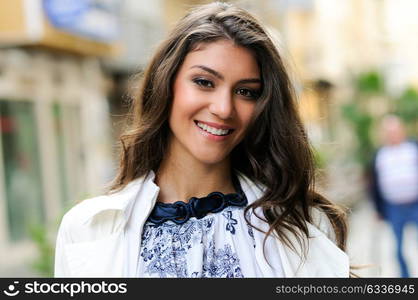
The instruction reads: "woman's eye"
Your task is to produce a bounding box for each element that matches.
[236,88,260,100]
[193,78,214,88]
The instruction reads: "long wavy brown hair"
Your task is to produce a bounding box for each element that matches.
[110,2,348,269]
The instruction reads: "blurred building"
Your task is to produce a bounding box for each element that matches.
[0,0,121,275]
[273,0,418,135]
[0,0,169,277]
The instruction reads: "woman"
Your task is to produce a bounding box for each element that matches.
[55,2,350,277]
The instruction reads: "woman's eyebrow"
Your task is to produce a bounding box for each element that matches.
[190,65,261,84]
[190,65,224,80]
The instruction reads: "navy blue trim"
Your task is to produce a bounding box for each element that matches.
[147,174,247,226]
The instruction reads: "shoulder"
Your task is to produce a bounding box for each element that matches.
[62,195,109,225]
[57,195,112,244]
[239,173,340,245]
[309,206,337,244]
[57,175,152,243]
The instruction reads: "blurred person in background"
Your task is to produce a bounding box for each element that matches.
[54,2,350,278]
[369,114,418,277]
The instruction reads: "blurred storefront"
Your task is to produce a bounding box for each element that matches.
[0,0,118,274]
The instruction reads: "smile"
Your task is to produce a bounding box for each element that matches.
[194,121,234,136]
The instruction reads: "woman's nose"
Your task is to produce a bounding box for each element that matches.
[208,90,235,120]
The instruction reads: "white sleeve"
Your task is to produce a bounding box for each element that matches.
[54,214,72,277]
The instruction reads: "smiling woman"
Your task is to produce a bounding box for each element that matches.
[165,40,259,178]
[54,2,351,278]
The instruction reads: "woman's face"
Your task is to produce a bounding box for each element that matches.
[168,39,261,166]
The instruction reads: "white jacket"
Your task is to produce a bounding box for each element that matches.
[54,171,349,277]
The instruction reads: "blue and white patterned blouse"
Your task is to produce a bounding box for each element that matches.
[137,205,264,277]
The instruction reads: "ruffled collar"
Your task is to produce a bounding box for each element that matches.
[147,175,247,226]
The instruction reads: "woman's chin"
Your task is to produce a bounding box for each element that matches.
[192,152,229,166]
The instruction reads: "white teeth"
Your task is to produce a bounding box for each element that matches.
[197,122,231,136]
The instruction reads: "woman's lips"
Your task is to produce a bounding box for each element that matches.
[194,120,234,141]
[195,120,234,130]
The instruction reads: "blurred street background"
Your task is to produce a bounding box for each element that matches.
[0,0,417,277]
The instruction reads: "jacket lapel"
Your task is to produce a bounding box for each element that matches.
[63,172,159,277]
[238,173,349,277]
[123,172,160,277]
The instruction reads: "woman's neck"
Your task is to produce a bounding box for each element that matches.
[155,147,235,204]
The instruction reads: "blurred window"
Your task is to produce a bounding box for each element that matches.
[0,100,45,242]
[52,102,86,208]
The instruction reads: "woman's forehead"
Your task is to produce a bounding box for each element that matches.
[181,40,259,75]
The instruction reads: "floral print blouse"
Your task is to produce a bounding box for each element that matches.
[137,205,263,277]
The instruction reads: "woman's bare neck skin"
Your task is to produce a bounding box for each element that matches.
[155,140,235,204]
